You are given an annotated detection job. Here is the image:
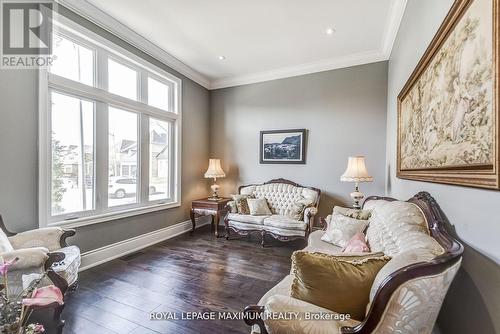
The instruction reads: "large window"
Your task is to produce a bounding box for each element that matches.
[39,18,181,227]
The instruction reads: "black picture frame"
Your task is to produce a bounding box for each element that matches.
[259,129,306,164]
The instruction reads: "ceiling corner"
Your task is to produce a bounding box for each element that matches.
[381,0,408,58]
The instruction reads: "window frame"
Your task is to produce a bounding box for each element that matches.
[39,14,182,228]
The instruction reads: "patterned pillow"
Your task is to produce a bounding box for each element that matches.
[321,213,369,248]
[288,198,314,221]
[247,198,272,216]
[333,206,372,220]
[231,194,253,214]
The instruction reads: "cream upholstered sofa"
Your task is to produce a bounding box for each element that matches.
[224,179,321,246]
[244,192,463,334]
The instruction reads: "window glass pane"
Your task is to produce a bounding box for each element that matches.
[148,77,169,111]
[108,58,137,100]
[149,118,170,201]
[108,107,138,206]
[51,92,94,216]
[50,34,94,86]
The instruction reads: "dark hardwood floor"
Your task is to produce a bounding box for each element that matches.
[60,225,304,334]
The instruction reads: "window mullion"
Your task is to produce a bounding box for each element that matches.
[140,114,150,203]
[95,102,109,212]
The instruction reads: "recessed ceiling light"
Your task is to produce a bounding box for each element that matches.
[325,27,335,35]
[218,56,226,60]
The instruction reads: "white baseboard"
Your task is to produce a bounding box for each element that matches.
[79,218,211,271]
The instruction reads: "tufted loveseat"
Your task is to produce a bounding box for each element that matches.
[243,192,463,334]
[224,179,321,246]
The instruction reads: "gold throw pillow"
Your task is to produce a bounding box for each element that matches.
[290,251,390,321]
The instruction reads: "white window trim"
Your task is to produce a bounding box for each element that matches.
[38,13,182,228]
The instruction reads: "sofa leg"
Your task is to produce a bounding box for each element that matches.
[261,231,265,247]
[53,304,65,334]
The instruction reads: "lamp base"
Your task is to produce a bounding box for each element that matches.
[350,183,364,209]
[208,183,220,201]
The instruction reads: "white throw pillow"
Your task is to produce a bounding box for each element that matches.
[321,213,369,248]
[247,198,272,216]
[0,229,14,253]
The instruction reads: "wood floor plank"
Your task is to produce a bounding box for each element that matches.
[61,225,298,333]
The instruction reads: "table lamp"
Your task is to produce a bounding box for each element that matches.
[340,156,373,209]
[204,159,226,201]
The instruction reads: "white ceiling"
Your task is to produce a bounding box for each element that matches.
[62,0,406,89]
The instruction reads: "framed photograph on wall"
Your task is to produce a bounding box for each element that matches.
[260,129,306,164]
[397,0,500,189]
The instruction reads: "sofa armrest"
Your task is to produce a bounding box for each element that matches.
[262,295,359,334]
[8,227,75,251]
[225,200,237,213]
[1,247,50,271]
[304,207,318,231]
[320,214,332,231]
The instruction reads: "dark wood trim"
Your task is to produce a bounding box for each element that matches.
[0,214,15,236]
[243,305,266,332]
[243,192,463,334]
[60,229,76,247]
[259,129,307,164]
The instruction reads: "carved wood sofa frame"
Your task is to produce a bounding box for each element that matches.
[243,192,464,333]
[224,178,321,247]
[0,214,77,333]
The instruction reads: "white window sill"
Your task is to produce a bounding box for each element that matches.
[46,201,181,229]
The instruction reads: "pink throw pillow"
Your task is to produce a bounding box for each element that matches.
[342,232,370,253]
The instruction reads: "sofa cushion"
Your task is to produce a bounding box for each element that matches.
[227,213,268,225]
[247,198,272,216]
[365,200,443,257]
[291,251,390,321]
[305,230,343,255]
[321,213,369,248]
[240,183,318,216]
[264,215,307,231]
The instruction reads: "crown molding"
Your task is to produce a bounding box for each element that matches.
[210,0,407,89]
[55,0,211,89]
[209,49,388,89]
[55,0,407,91]
[381,0,408,57]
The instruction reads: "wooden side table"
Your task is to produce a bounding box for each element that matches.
[191,197,231,237]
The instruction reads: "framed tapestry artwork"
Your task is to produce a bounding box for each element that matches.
[397,0,500,189]
[260,129,306,164]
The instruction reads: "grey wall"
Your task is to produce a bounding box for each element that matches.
[0,7,210,252]
[387,1,500,333]
[210,62,388,218]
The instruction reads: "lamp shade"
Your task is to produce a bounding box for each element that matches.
[204,159,226,178]
[340,156,373,182]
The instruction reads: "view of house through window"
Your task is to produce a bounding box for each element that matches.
[43,22,180,224]
[50,92,95,216]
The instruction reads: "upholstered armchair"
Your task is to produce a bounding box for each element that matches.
[0,214,80,297]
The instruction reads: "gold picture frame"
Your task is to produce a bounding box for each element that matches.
[397,0,500,189]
